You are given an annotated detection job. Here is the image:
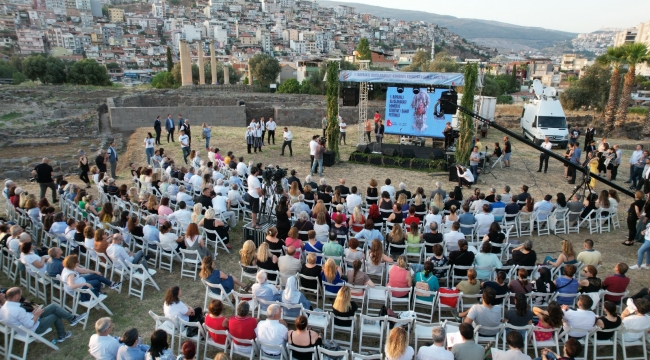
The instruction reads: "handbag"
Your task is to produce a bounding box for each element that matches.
[438,287,460,308]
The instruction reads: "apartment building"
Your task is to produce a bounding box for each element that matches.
[108,8,124,23]
[17,28,46,54]
[615,21,650,76]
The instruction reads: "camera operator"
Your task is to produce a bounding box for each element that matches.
[311,137,325,177]
[32,158,58,204]
[309,135,319,167]
[457,165,474,188]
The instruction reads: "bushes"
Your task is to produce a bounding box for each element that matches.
[629,107,648,115]
[497,95,513,104]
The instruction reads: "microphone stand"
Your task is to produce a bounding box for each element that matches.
[399,127,403,157]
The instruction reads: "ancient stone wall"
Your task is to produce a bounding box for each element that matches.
[108,104,246,131]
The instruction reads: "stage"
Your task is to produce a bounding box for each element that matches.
[348,142,450,172]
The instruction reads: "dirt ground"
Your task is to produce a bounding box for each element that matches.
[0,123,647,359]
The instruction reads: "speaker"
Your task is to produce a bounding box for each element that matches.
[342,87,359,106]
[382,147,398,157]
[440,90,458,114]
[356,144,371,154]
[323,151,335,167]
[429,148,445,160]
[449,164,459,182]
[400,149,415,158]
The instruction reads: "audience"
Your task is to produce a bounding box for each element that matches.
[385,327,414,360]
[256,304,288,355]
[116,328,149,360]
[287,315,322,360]
[88,317,120,360]
[451,323,484,360]
[416,326,453,360]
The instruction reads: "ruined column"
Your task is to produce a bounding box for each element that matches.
[247,59,253,86]
[179,41,193,86]
[210,42,218,85]
[197,44,205,85]
[223,65,230,85]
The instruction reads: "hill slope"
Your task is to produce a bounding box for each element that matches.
[319,1,576,51]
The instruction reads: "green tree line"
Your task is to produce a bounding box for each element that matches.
[0,54,110,86]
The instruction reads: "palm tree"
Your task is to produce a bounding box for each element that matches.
[615,43,649,129]
[596,46,626,134]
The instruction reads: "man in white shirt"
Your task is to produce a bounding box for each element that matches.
[211,168,225,182]
[538,137,553,173]
[457,165,475,188]
[255,304,288,355]
[474,204,495,235]
[576,239,602,266]
[259,116,266,145]
[626,144,644,184]
[0,287,84,342]
[214,179,229,197]
[562,295,596,338]
[212,191,237,227]
[106,234,148,270]
[281,127,293,156]
[88,317,120,360]
[339,119,347,145]
[179,130,190,164]
[620,298,650,341]
[168,201,192,229]
[290,194,311,215]
[533,194,554,221]
[416,326,454,360]
[309,135,319,168]
[176,185,194,207]
[237,157,248,177]
[380,178,395,199]
[247,167,262,228]
[266,117,276,145]
[346,186,362,210]
[614,144,623,180]
[189,169,203,192]
[228,183,244,207]
[443,222,465,251]
[500,185,512,204]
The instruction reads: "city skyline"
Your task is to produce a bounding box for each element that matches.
[324,0,650,33]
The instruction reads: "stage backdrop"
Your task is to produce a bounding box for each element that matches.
[384,87,452,138]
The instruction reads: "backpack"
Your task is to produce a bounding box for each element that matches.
[415,273,432,297]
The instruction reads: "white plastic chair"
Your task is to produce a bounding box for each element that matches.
[202,324,230,359]
[127,262,160,300]
[73,289,112,330]
[618,328,648,360]
[357,314,386,353]
[329,314,356,350]
[180,249,202,280]
[591,326,620,360]
[6,324,58,360]
[149,310,177,351]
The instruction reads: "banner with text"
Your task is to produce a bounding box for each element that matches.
[339,71,464,86]
[384,87,451,138]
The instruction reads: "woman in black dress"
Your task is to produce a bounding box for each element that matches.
[366,179,379,204]
[624,192,645,246]
[275,196,291,240]
[379,191,393,210]
[257,242,279,282]
[198,209,229,246]
[483,221,505,254]
[78,150,91,188]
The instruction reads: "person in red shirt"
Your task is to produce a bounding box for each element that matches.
[602,262,630,303]
[204,299,227,345]
[404,206,421,231]
[224,301,258,346]
[373,111,381,123]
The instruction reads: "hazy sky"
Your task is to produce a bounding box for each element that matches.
[325,0,650,33]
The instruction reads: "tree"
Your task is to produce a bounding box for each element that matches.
[12,72,27,85]
[559,64,610,111]
[616,43,648,129]
[101,6,108,17]
[0,60,18,78]
[402,49,430,72]
[248,53,280,88]
[67,59,110,86]
[42,57,66,84]
[597,46,626,134]
[22,54,47,81]
[166,47,173,72]
[426,52,460,73]
[455,63,478,164]
[325,61,340,161]
[355,38,371,61]
[151,71,178,88]
[106,62,120,69]
[277,78,300,93]
[481,75,501,97]
[300,79,319,95]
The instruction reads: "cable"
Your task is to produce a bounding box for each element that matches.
[511,142,538,189]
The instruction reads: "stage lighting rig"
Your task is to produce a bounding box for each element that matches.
[397,87,404,93]
[412,88,420,94]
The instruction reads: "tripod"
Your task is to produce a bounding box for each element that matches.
[258,180,282,225]
[480,145,497,180]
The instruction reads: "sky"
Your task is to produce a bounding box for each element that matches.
[325,0,650,33]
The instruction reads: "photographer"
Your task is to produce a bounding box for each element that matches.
[32,158,58,204]
[311,137,325,177]
[457,165,474,188]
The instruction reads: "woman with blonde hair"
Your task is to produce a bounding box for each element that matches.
[185,223,208,259]
[264,226,285,252]
[239,240,257,273]
[128,187,139,204]
[444,205,458,223]
[543,239,577,271]
[396,193,409,214]
[431,193,443,211]
[366,239,393,274]
[332,286,358,327]
[256,242,279,282]
[313,212,329,243]
[200,255,248,294]
[191,203,203,224]
[387,256,413,297]
[321,258,344,294]
[300,252,322,290]
[289,181,301,205]
[311,201,330,226]
[198,208,229,249]
[387,223,405,255]
[385,327,414,360]
[413,194,426,214]
[348,205,365,233]
[146,195,159,215]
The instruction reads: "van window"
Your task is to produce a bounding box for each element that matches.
[537,116,567,128]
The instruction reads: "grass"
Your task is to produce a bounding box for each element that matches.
[0,111,22,121]
[0,124,647,359]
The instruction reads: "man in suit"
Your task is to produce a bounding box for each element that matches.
[286,170,303,192]
[165,114,175,143]
[107,141,118,179]
[177,114,184,130]
[335,179,349,196]
[395,182,411,200]
[153,116,162,145]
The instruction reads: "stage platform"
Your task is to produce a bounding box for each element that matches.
[349,143,449,172]
[356,142,448,161]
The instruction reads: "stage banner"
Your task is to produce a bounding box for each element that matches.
[339,71,464,86]
[384,87,452,138]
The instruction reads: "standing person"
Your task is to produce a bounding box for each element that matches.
[95,149,108,173]
[180,119,191,146]
[266,117,276,145]
[253,123,263,153]
[78,150,91,189]
[364,118,372,143]
[154,116,162,145]
[374,111,381,123]
[567,143,581,185]
[469,146,480,182]
[177,114,184,133]
[144,133,155,165]
[245,126,254,154]
[569,125,580,145]
[613,144,622,180]
[165,114,175,143]
[33,158,58,203]
[626,144,644,184]
[503,136,512,168]
[631,150,648,191]
[584,124,596,151]
[375,119,385,145]
[321,116,328,138]
[107,141,118,179]
[281,127,293,157]
[247,167,262,229]
[309,135,319,168]
[311,139,324,177]
[259,116,266,145]
[443,122,453,150]
[202,123,211,150]
[179,130,190,165]
[538,137,553,173]
[339,118,347,145]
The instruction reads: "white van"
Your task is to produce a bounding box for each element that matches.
[520,80,569,148]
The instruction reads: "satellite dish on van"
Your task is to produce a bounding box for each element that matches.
[531,79,544,98]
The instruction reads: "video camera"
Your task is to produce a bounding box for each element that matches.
[262,165,288,184]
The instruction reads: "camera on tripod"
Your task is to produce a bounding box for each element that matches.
[262,165,288,184]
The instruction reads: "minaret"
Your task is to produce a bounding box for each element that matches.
[431,37,435,59]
